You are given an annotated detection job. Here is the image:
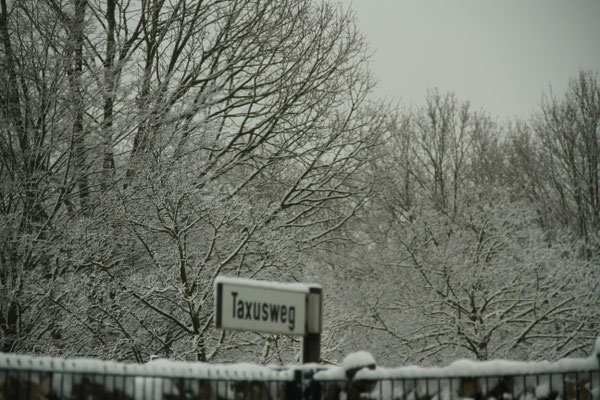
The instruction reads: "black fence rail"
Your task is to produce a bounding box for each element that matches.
[1,352,599,400]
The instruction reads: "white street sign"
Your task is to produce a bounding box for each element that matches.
[215,277,321,336]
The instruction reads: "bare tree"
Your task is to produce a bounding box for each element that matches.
[1,0,389,362]
[338,89,599,365]
[532,70,600,248]
[0,0,79,352]
[352,190,598,364]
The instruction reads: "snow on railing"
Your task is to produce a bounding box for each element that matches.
[1,339,599,399]
[311,339,600,400]
[0,354,295,399]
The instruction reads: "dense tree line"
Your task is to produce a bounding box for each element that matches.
[334,74,600,365]
[1,0,598,365]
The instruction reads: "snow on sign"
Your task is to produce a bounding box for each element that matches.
[215,276,322,336]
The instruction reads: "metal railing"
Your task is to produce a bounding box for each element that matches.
[1,352,599,399]
[309,370,600,400]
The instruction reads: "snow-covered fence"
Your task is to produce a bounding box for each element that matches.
[310,350,600,400]
[0,355,298,400]
[1,344,599,399]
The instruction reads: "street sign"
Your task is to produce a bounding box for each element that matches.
[214,276,322,337]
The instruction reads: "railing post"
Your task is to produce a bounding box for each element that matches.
[302,286,322,364]
[286,369,303,400]
[302,368,322,400]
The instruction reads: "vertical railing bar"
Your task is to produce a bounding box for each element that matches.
[483,376,488,399]
[589,371,594,400]
[16,369,21,399]
[59,366,64,399]
[267,379,271,400]
[72,372,76,400]
[278,380,282,400]
[131,374,136,400]
[206,368,211,399]
[249,370,253,400]
[26,368,31,400]
[98,371,102,400]
[205,368,210,399]
[48,367,54,399]
[413,378,417,400]
[346,376,350,400]
[102,370,107,400]
[416,378,419,400]
[14,369,19,400]
[150,375,155,400]
[280,379,284,400]
[15,359,20,399]
[124,374,128,400]
[281,379,285,400]
[561,372,566,400]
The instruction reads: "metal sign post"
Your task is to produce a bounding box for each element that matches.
[302,286,322,363]
[215,276,322,364]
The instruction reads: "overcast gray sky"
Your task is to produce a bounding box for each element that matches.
[340,0,600,120]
